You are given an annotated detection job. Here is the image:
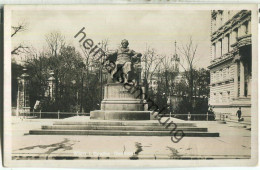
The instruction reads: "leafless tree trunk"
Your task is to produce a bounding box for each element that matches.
[142,47,164,93]
[80,39,109,111]
[159,55,180,96]
[45,31,66,110]
[178,37,198,111]
[45,31,65,57]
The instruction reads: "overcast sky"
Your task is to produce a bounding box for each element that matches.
[12,9,211,69]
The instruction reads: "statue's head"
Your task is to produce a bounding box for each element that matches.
[121,39,129,48]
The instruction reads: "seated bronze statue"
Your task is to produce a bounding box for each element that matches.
[106,39,142,84]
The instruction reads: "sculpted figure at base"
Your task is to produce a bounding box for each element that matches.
[107,39,142,84]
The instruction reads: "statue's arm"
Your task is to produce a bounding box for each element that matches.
[132,50,142,58]
[131,50,142,63]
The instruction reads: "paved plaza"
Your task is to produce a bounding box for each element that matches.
[11,116,251,160]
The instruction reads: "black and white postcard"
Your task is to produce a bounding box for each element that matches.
[3,4,258,168]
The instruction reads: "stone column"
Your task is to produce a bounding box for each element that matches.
[240,61,245,97]
[233,62,239,98]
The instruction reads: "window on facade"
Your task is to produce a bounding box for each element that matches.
[235,28,238,40]
[227,67,230,79]
[216,40,220,58]
[223,68,226,80]
[248,21,251,34]
[219,12,223,27]
[211,43,215,60]
[216,13,222,29]
[223,11,227,23]
[227,91,230,102]
[220,69,223,81]
[215,15,218,29]
[245,22,249,35]
[223,92,226,102]
[219,92,223,103]
[227,34,230,52]
[223,35,229,55]
[227,11,231,20]
[212,18,216,32]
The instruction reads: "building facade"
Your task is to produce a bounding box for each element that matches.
[208,10,252,122]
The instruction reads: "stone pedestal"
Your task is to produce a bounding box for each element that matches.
[90,83,151,120]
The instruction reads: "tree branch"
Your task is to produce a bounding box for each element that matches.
[11,22,27,37]
[11,45,30,55]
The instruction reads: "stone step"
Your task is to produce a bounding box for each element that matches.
[29,130,219,137]
[42,125,208,132]
[53,121,196,127]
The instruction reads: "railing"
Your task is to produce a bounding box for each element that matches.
[151,112,216,121]
[214,112,250,121]
[14,111,89,119]
[14,111,217,121]
[214,112,232,121]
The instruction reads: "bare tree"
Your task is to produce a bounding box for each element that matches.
[11,44,30,55]
[158,55,179,96]
[45,31,65,57]
[178,37,198,108]
[142,47,165,93]
[44,31,67,77]
[11,22,27,37]
[80,39,109,81]
[80,39,109,111]
[43,31,67,110]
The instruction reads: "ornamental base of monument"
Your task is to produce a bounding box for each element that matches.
[90,110,151,120]
[90,83,150,120]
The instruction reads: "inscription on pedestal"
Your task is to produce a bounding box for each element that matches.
[119,90,129,94]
